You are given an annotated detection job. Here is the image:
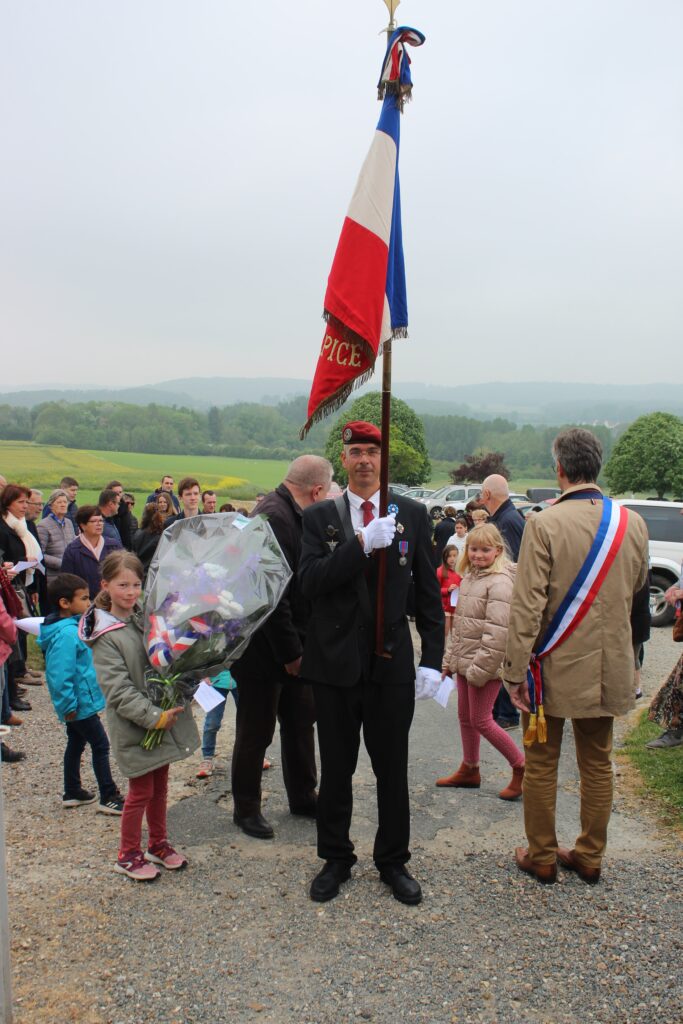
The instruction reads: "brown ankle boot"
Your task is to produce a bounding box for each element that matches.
[499,764,524,801]
[435,762,481,788]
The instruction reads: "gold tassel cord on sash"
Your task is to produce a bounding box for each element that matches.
[536,704,548,744]
[523,713,537,748]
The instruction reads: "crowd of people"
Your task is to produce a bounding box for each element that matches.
[0,424,680,899]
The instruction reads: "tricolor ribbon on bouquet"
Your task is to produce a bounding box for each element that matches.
[524,496,630,746]
[300,26,425,437]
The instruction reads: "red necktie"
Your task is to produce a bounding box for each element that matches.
[360,500,375,527]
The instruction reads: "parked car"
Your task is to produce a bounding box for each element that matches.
[527,488,561,502]
[616,499,683,626]
[420,484,483,520]
[402,487,434,500]
[388,483,409,494]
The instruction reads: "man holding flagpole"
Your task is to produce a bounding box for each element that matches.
[299,420,443,904]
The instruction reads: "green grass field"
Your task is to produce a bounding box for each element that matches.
[0,441,289,504]
[621,710,683,827]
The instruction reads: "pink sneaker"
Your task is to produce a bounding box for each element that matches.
[115,850,160,882]
[144,841,188,871]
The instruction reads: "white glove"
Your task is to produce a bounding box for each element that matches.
[360,514,396,553]
[415,666,442,701]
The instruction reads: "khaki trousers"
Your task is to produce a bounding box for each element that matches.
[522,713,614,869]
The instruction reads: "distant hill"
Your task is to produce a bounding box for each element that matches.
[1,378,681,425]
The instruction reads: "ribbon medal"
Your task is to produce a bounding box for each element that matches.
[388,503,399,516]
[398,540,409,566]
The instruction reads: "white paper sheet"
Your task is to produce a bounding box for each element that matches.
[15,616,45,636]
[12,559,45,575]
[193,680,227,713]
[449,589,459,608]
[433,675,455,709]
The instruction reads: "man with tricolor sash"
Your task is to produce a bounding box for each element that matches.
[503,428,649,885]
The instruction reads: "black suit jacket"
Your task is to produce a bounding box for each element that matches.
[232,484,308,685]
[299,491,444,688]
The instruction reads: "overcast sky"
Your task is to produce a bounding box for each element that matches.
[2,1,682,390]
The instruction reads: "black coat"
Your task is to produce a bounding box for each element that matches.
[0,517,47,612]
[232,484,308,684]
[132,528,162,576]
[490,499,526,561]
[432,515,456,567]
[299,492,444,688]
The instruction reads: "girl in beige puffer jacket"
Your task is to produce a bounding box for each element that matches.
[436,524,525,800]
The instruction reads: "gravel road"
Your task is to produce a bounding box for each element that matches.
[3,628,681,1024]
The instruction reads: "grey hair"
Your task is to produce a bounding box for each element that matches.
[29,488,43,498]
[285,455,334,490]
[46,488,68,506]
[551,428,602,483]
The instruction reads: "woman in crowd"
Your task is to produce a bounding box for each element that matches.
[36,489,76,590]
[0,485,45,709]
[132,503,165,578]
[432,505,457,568]
[155,492,173,523]
[647,584,683,749]
[60,505,121,599]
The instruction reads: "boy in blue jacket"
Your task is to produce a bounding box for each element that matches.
[38,574,124,814]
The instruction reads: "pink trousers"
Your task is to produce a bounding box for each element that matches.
[456,676,524,768]
[119,764,169,856]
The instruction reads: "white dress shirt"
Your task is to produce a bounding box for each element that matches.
[346,488,380,533]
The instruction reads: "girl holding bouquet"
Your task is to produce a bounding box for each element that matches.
[83,550,199,881]
[436,524,525,801]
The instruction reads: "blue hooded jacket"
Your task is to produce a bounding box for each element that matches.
[38,613,105,722]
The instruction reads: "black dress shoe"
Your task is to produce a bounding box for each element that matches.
[310,861,352,902]
[10,699,31,712]
[1,744,26,763]
[379,865,422,905]
[16,686,27,697]
[233,812,274,840]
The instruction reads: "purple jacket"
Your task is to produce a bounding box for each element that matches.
[60,536,121,599]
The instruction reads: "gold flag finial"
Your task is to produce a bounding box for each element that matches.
[382,0,400,31]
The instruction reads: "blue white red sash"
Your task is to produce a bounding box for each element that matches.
[525,495,629,745]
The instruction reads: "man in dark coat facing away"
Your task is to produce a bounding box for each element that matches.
[299,421,444,906]
[230,455,334,839]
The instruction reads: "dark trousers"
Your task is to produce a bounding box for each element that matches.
[313,679,415,869]
[494,682,520,725]
[64,714,117,801]
[231,676,317,817]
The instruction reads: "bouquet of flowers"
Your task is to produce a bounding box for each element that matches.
[140,512,292,748]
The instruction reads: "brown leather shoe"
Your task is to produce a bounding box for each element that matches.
[6,714,23,727]
[556,847,601,884]
[436,762,481,788]
[514,847,557,884]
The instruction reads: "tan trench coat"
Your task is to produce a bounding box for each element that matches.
[503,484,649,718]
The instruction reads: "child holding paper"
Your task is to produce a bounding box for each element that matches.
[436,523,525,801]
[437,546,461,639]
[195,669,238,778]
[82,550,199,882]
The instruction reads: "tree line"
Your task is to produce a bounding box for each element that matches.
[0,395,634,483]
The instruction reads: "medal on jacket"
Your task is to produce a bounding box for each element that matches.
[398,540,409,566]
[326,525,339,551]
[388,503,399,516]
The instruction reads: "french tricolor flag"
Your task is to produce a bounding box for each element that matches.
[300,27,425,437]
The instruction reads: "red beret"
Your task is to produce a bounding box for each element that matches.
[341,420,382,445]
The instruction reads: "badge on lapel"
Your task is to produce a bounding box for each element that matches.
[326,525,340,551]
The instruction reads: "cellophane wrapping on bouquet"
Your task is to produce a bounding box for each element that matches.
[145,512,293,678]
[140,513,292,748]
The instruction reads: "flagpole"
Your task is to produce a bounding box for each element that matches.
[375,1,397,657]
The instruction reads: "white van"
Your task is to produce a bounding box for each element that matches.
[616,500,683,626]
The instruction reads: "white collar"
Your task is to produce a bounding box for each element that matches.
[346,488,380,510]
